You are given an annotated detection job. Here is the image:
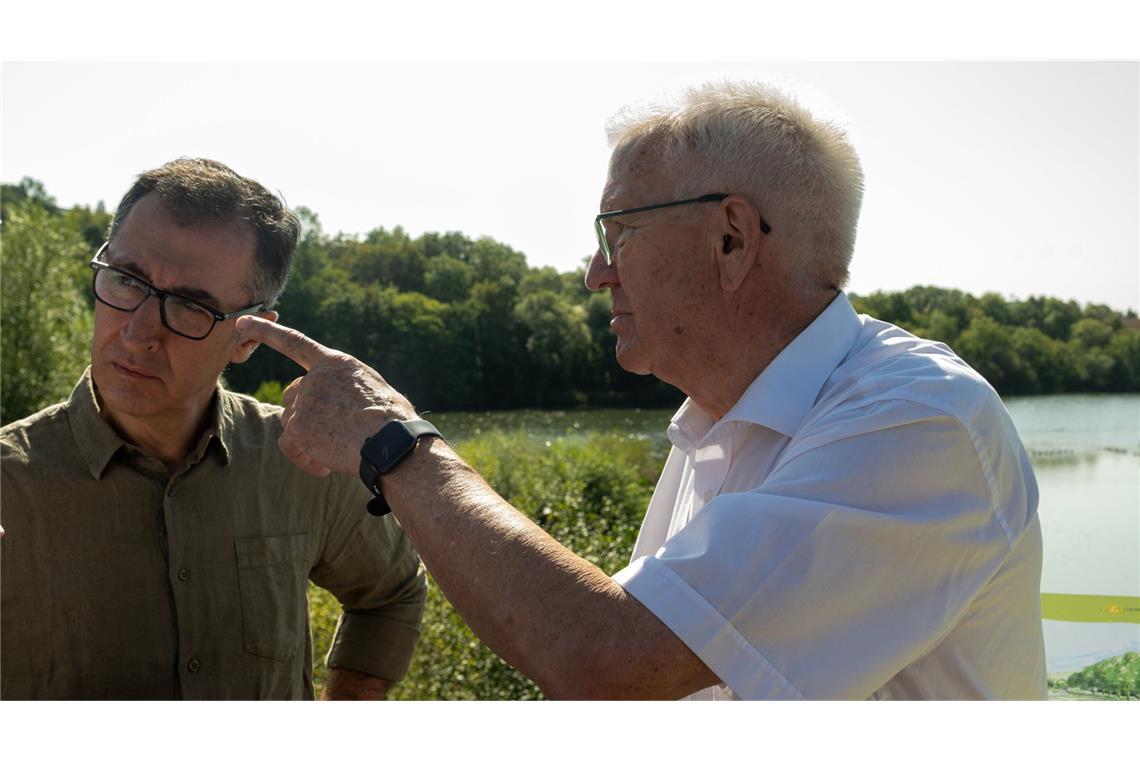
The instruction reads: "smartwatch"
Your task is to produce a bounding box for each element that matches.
[359,418,443,516]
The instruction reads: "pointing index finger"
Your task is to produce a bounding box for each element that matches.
[236,315,333,372]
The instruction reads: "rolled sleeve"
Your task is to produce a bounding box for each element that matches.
[614,404,1028,699]
[312,475,428,682]
[326,605,425,681]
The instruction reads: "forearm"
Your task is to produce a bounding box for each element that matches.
[380,438,702,699]
[230,318,714,698]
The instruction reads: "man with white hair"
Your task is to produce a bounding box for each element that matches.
[236,82,1048,700]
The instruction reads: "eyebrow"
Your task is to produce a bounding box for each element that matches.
[114,259,223,310]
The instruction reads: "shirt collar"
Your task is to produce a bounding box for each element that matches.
[68,367,233,479]
[669,292,862,450]
[208,385,237,465]
[68,367,127,479]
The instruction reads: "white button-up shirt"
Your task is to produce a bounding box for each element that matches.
[613,293,1047,699]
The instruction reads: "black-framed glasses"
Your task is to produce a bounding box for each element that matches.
[89,242,264,340]
[593,193,771,265]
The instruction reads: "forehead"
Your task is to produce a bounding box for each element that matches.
[602,142,675,209]
[109,192,257,306]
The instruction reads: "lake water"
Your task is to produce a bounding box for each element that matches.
[1005,394,1139,674]
[431,393,1140,675]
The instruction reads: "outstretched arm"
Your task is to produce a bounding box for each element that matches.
[236,316,717,699]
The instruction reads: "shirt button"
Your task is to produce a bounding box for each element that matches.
[703,489,714,501]
[167,487,176,497]
[187,658,201,673]
[177,568,191,582]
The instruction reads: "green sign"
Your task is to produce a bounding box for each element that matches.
[1041,594,1140,624]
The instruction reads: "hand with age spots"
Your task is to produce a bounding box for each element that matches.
[235,316,418,478]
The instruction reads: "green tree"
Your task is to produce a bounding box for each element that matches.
[1009,327,1067,394]
[851,290,916,331]
[1067,318,1117,390]
[1,178,60,220]
[1,204,94,422]
[954,315,1023,391]
[223,209,349,392]
[977,292,1012,325]
[358,226,426,292]
[1106,330,1140,391]
[419,231,474,261]
[62,203,112,250]
[9,177,1135,408]
[519,266,565,296]
[423,255,474,303]
[1040,298,1083,341]
[921,308,963,346]
[1070,318,1114,350]
[467,237,528,284]
[465,277,524,408]
[514,290,592,406]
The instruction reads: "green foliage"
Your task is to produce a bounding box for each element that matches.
[1060,652,1140,698]
[252,380,284,406]
[4,177,1138,426]
[1,177,61,219]
[1,203,96,423]
[513,290,593,406]
[851,286,1140,395]
[307,430,660,699]
[212,200,681,409]
[423,254,474,302]
[955,315,1022,391]
[307,581,341,695]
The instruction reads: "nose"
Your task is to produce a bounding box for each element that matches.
[584,247,618,292]
[119,294,164,351]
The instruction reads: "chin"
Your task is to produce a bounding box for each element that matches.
[615,343,654,376]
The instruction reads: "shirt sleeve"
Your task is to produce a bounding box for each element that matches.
[309,474,428,682]
[613,397,1036,699]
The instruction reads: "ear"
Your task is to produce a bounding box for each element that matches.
[716,196,765,292]
[230,310,278,364]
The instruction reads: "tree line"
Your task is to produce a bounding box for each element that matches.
[2,177,1137,423]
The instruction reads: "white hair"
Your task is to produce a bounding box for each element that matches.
[606,80,864,289]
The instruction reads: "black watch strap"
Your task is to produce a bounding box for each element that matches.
[359,418,443,516]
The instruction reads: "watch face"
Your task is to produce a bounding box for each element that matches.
[360,419,442,501]
[363,421,418,474]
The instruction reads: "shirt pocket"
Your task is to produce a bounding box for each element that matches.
[234,533,311,662]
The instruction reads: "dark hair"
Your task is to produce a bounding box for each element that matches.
[108,157,300,307]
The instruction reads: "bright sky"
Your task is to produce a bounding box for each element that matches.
[3,60,1137,312]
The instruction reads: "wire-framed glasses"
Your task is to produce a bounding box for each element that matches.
[593,193,771,265]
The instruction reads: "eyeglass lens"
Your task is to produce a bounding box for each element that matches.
[94,267,217,339]
[595,219,613,264]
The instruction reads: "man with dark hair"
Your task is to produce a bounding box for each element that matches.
[106,158,299,309]
[0,158,426,700]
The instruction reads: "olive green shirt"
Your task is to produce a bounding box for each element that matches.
[0,369,427,699]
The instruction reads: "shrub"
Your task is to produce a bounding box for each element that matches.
[1,204,94,423]
[308,430,661,699]
[1064,652,1140,698]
